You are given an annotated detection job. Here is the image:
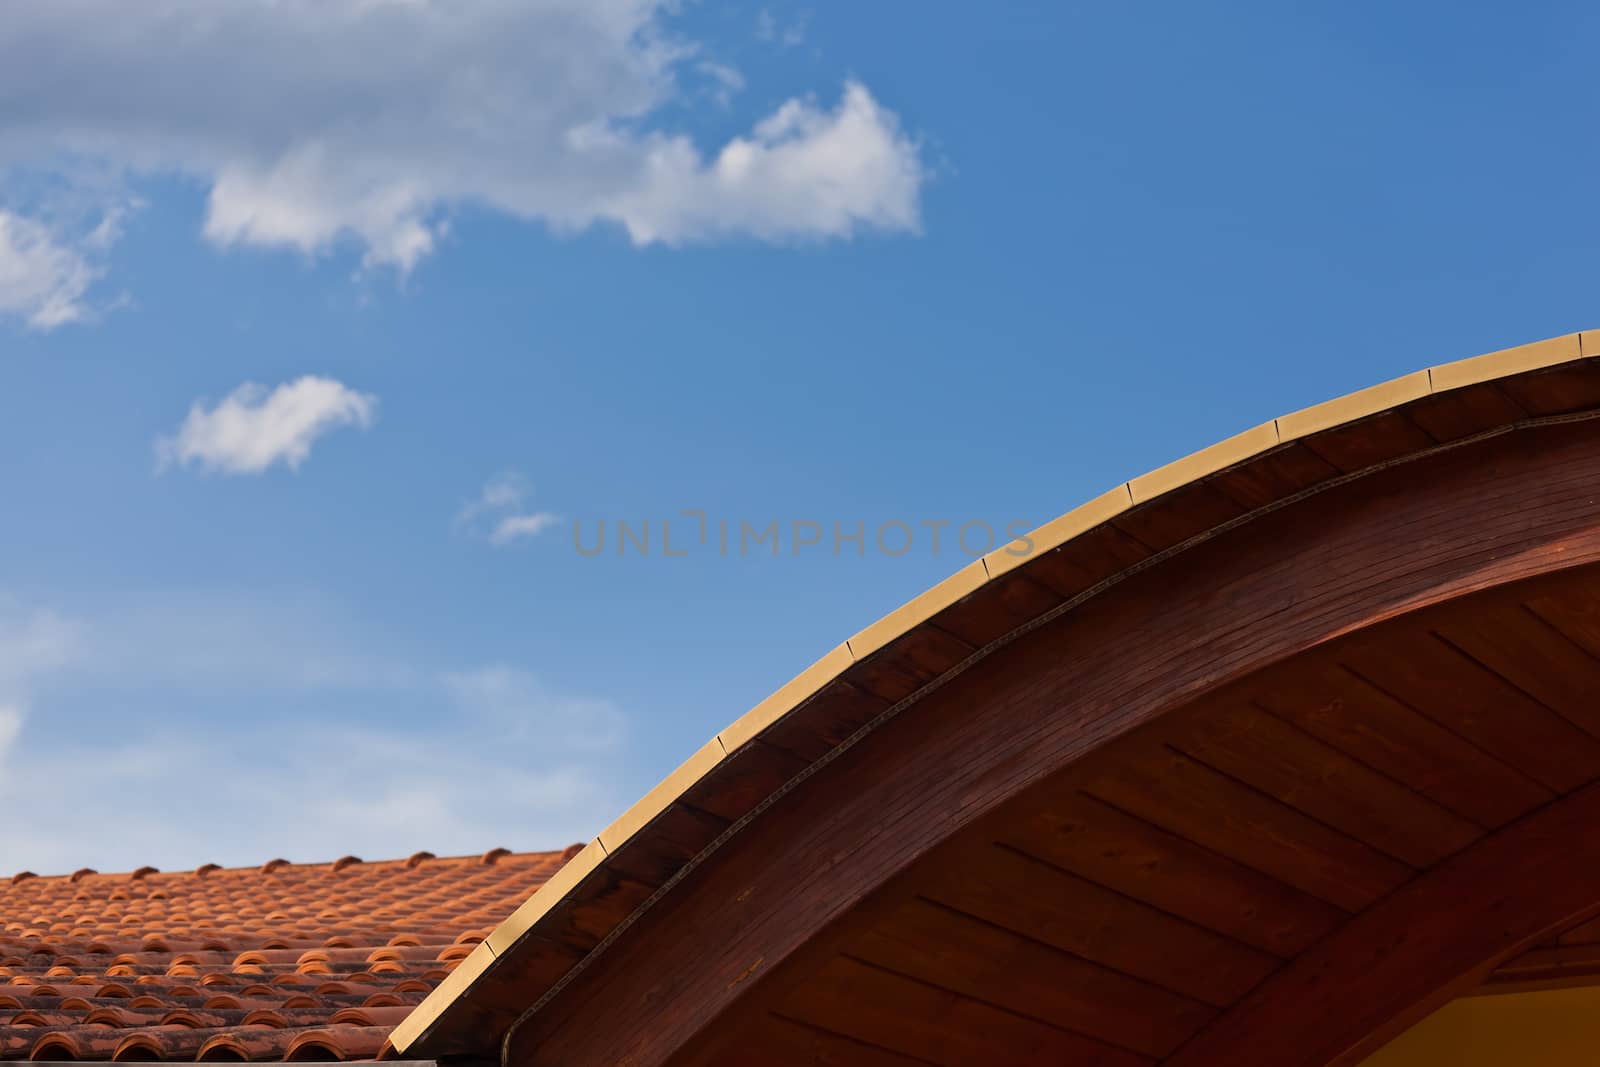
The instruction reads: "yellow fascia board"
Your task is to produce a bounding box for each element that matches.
[388,938,498,1051]
[1128,420,1280,504]
[485,839,608,955]
[845,559,989,662]
[1430,333,1581,393]
[716,642,854,755]
[984,484,1133,580]
[596,737,727,855]
[1277,370,1432,442]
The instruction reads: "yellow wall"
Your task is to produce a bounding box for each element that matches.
[1361,986,1600,1065]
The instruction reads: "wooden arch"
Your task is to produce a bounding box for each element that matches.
[394,332,1600,1066]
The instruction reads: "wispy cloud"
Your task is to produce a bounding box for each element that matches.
[445,665,625,753]
[490,513,562,545]
[0,1,925,324]
[0,172,139,330]
[756,8,809,48]
[0,210,103,329]
[156,376,377,475]
[457,472,561,547]
[0,600,84,837]
[0,589,625,874]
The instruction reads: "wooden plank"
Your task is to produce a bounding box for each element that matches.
[1112,481,1249,552]
[1207,441,1340,511]
[1164,780,1600,1067]
[1527,585,1600,661]
[758,680,889,763]
[1556,915,1600,946]
[1298,411,1437,473]
[598,802,727,886]
[703,1015,937,1067]
[930,572,1063,650]
[1249,660,1549,830]
[1432,594,1600,741]
[845,895,1215,1058]
[916,840,1279,1008]
[1340,630,1600,793]
[1170,702,1481,867]
[1492,944,1600,978]
[994,791,1343,957]
[679,740,812,821]
[777,955,1152,1067]
[847,627,974,704]
[1497,361,1600,415]
[1083,744,1413,911]
[1020,523,1153,598]
[1402,383,1526,442]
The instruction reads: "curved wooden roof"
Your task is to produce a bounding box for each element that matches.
[394,330,1600,1066]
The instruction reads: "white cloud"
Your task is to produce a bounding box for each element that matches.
[756,8,809,48]
[446,665,626,753]
[0,590,626,873]
[458,472,561,546]
[0,210,101,329]
[0,0,925,318]
[0,602,84,800]
[491,513,562,545]
[696,61,745,108]
[157,376,377,475]
[0,718,615,874]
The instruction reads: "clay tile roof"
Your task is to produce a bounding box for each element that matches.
[0,849,571,1061]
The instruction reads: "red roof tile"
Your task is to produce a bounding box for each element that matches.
[0,849,574,1061]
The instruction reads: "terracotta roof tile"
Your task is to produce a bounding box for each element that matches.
[0,849,574,1061]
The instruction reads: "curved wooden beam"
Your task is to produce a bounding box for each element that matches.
[1165,779,1600,1067]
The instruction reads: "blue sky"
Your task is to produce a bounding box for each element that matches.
[2,2,1598,873]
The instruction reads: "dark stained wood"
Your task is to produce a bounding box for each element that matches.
[1167,702,1481,867]
[1165,780,1600,1067]
[914,840,1279,1008]
[1339,629,1600,792]
[759,680,889,763]
[1491,943,1600,981]
[543,867,656,947]
[1082,744,1412,911]
[680,740,812,821]
[844,896,1214,1058]
[599,801,727,886]
[847,627,973,704]
[1432,599,1600,740]
[1556,914,1600,946]
[994,792,1344,957]
[1403,382,1527,442]
[1300,410,1437,473]
[931,572,1064,650]
[777,956,1152,1067]
[1207,441,1341,510]
[1112,482,1249,551]
[1020,523,1153,598]
[703,1015,935,1067]
[1248,659,1549,829]
[1527,585,1600,661]
[1496,361,1600,415]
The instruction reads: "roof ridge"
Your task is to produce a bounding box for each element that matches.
[5,845,579,884]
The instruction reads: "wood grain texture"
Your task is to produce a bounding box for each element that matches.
[1164,780,1600,1067]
